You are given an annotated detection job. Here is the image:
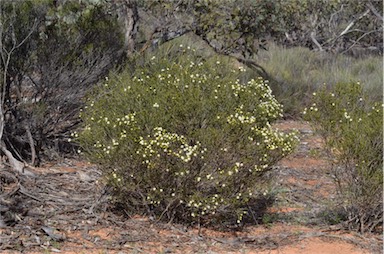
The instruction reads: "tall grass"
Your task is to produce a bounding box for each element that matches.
[254,43,383,117]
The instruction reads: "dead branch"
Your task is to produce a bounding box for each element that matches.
[366,2,383,22]
[341,29,382,54]
[339,9,370,37]
[310,31,323,52]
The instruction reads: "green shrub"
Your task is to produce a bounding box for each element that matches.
[303,82,383,233]
[254,43,383,116]
[76,46,298,226]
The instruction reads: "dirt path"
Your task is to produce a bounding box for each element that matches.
[0,120,382,253]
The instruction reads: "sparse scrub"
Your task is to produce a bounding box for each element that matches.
[254,43,383,116]
[303,82,383,233]
[77,46,298,226]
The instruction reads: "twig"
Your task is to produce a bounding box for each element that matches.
[366,2,383,22]
[339,9,370,37]
[18,185,42,202]
[340,29,381,55]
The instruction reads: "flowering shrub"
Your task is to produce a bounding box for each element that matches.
[77,46,298,225]
[303,82,383,233]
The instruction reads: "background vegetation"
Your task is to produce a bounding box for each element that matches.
[304,82,383,233]
[255,43,383,116]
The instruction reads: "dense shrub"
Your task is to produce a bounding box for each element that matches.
[303,82,383,233]
[0,1,125,164]
[254,43,383,117]
[77,46,298,226]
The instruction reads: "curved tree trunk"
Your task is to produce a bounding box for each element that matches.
[0,141,24,173]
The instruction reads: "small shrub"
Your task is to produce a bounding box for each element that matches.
[77,46,298,226]
[254,43,383,116]
[303,82,383,233]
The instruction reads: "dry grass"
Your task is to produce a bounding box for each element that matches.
[254,43,383,116]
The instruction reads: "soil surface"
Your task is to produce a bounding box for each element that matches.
[0,120,382,253]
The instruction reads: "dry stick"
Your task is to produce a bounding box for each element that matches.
[18,185,42,202]
[366,2,383,21]
[319,233,380,251]
[156,201,173,223]
[310,31,323,52]
[0,184,20,201]
[368,215,383,233]
[247,205,259,224]
[340,29,381,55]
[339,9,370,37]
[322,8,373,51]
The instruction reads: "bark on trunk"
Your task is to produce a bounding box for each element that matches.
[115,0,139,56]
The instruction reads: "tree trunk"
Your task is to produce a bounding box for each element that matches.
[115,0,139,56]
[0,141,24,173]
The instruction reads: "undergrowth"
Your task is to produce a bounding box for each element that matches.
[304,82,383,233]
[255,43,383,116]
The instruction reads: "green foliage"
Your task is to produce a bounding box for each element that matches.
[40,1,124,64]
[77,46,298,225]
[0,1,44,73]
[303,82,383,233]
[275,0,382,51]
[254,43,383,116]
[138,0,381,58]
[192,0,283,57]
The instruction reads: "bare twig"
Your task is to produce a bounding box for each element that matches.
[340,29,381,54]
[339,9,370,37]
[310,31,323,51]
[366,2,383,22]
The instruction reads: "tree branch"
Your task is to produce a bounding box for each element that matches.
[366,2,383,22]
[194,32,272,80]
[341,29,382,55]
[139,27,191,53]
[310,31,323,51]
[339,9,370,37]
